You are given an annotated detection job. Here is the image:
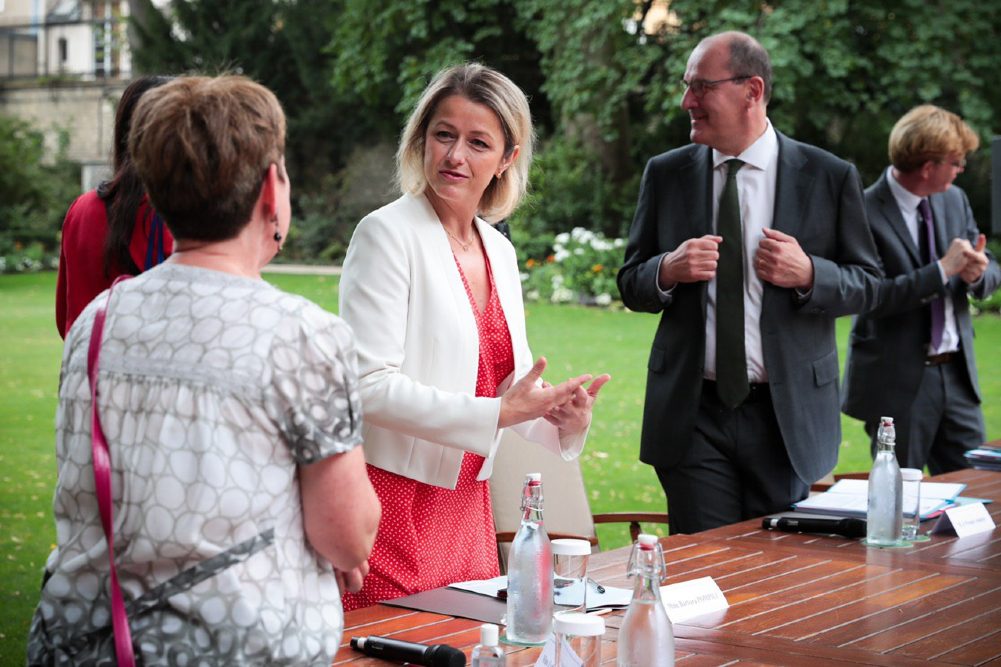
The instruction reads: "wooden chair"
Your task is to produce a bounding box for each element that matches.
[490,429,669,573]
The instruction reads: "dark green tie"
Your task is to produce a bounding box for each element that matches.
[716,159,749,408]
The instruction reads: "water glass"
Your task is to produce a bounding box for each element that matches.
[553,611,604,667]
[900,468,926,541]
[552,538,591,612]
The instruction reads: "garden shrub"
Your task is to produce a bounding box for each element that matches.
[0,114,80,273]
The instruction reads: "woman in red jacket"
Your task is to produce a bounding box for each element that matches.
[55,75,173,338]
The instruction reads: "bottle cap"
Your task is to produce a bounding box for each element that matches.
[526,472,542,484]
[901,468,923,481]
[553,611,605,636]
[552,538,592,556]
[880,416,894,424]
[637,533,659,548]
[479,623,498,647]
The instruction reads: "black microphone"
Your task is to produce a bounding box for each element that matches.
[350,635,466,667]
[762,516,867,539]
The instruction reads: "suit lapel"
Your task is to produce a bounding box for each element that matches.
[874,173,921,266]
[696,146,712,236]
[477,217,516,321]
[771,133,812,236]
[477,218,530,376]
[681,146,713,237]
[685,147,713,320]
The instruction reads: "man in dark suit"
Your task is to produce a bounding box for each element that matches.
[617,31,881,534]
[842,105,1000,474]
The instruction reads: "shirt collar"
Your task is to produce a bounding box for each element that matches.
[712,119,777,172]
[886,166,923,214]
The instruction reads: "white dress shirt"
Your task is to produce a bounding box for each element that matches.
[886,167,960,354]
[701,120,779,383]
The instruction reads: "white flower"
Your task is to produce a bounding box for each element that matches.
[595,293,612,306]
[551,286,574,303]
[554,249,570,262]
[551,274,565,287]
[573,247,585,255]
[520,272,530,282]
[526,289,540,301]
[614,238,625,248]
[555,232,570,245]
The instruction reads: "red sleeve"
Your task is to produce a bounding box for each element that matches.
[56,191,113,338]
[55,234,69,338]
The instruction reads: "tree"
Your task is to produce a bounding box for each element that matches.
[130,0,364,194]
[0,115,79,271]
[328,0,550,127]
[637,0,1001,223]
[129,0,1001,254]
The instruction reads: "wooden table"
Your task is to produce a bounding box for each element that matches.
[335,467,1001,666]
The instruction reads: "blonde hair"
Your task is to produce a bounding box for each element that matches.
[396,63,534,222]
[130,75,286,241]
[889,104,979,173]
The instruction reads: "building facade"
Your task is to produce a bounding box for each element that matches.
[1,1,132,184]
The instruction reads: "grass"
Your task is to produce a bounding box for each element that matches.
[1,270,999,661]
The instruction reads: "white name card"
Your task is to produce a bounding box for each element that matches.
[932,502,996,537]
[659,576,728,623]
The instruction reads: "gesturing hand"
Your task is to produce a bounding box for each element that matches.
[960,234,989,284]
[939,237,973,278]
[754,227,814,289]
[498,357,591,429]
[544,373,611,435]
[658,235,722,288]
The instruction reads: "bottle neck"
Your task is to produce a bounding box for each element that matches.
[631,570,662,601]
[521,506,544,523]
[521,483,544,523]
[877,439,895,454]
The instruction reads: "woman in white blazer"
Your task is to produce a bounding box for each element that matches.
[339,63,610,610]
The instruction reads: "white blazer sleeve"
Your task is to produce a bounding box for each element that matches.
[339,210,500,456]
[476,223,590,471]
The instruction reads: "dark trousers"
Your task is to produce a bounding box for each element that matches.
[865,355,984,475]
[655,381,809,534]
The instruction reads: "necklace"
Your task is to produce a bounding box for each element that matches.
[444,226,476,252]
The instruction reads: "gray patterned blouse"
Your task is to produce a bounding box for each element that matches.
[28,263,362,666]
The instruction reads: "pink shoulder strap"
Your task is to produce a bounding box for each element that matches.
[86,275,135,667]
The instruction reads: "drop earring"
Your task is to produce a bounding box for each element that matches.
[272,216,283,251]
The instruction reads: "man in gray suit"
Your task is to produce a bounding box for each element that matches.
[843,105,1000,474]
[617,31,880,534]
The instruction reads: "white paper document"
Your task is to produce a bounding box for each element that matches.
[794,479,966,519]
[449,575,631,610]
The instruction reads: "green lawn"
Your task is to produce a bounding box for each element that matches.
[1,270,999,661]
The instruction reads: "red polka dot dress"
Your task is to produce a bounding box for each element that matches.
[342,248,515,611]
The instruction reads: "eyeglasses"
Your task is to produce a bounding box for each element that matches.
[681,76,751,97]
